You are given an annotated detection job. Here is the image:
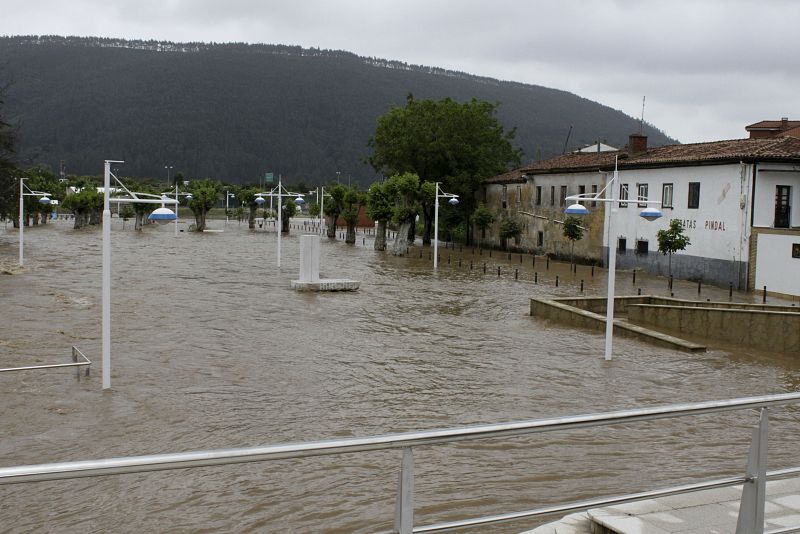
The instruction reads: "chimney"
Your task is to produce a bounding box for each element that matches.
[628,133,648,155]
[781,117,789,130]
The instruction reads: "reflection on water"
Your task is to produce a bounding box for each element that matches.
[0,219,797,533]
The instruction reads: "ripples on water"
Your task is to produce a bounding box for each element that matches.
[1,219,798,533]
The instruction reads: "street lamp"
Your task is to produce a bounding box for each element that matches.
[164,165,173,187]
[433,182,459,270]
[18,177,52,266]
[103,160,178,390]
[564,156,662,361]
[255,177,304,267]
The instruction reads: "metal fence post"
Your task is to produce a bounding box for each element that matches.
[394,447,414,534]
[72,346,79,380]
[735,408,768,534]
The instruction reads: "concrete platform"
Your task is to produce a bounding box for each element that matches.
[290,278,359,291]
[523,478,800,533]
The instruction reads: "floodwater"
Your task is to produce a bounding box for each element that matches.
[1,217,798,534]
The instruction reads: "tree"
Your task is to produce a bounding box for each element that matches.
[366,181,393,251]
[499,218,521,250]
[323,183,347,239]
[280,198,297,233]
[368,95,521,246]
[186,179,222,231]
[383,172,421,255]
[657,219,691,277]
[472,203,494,244]
[341,187,365,244]
[237,187,260,229]
[562,216,585,268]
[61,188,102,229]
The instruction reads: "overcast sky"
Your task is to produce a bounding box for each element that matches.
[2,0,798,144]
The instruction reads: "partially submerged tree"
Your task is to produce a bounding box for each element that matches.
[237,187,260,229]
[61,188,102,229]
[324,183,347,239]
[366,181,393,251]
[657,219,691,277]
[562,216,585,268]
[280,198,297,233]
[472,203,494,244]
[499,218,521,250]
[383,172,420,255]
[186,179,222,232]
[342,187,365,244]
[368,94,521,245]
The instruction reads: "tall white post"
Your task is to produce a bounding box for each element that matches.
[102,160,114,389]
[433,182,440,270]
[18,177,24,266]
[225,189,229,225]
[320,186,325,233]
[604,161,619,361]
[277,176,282,268]
[174,183,179,237]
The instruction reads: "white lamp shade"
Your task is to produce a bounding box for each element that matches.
[148,207,177,225]
[185,194,193,200]
[565,203,589,215]
[38,196,51,204]
[255,196,266,204]
[448,197,459,205]
[295,196,305,204]
[639,207,663,221]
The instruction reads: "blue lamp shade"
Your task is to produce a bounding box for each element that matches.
[639,207,663,221]
[565,203,589,215]
[448,197,459,205]
[185,193,193,200]
[148,207,177,225]
[38,196,51,204]
[255,196,266,205]
[295,196,305,204]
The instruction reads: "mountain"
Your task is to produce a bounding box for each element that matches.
[0,36,676,186]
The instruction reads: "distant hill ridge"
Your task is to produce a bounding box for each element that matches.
[0,35,676,186]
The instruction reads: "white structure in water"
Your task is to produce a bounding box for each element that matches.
[291,234,360,291]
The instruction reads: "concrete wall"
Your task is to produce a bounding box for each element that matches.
[753,166,800,228]
[753,229,800,298]
[610,247,748,289]
[628,304,800,353]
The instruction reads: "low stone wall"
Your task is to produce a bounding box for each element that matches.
[529,298,705,352]
[628,304,800,353]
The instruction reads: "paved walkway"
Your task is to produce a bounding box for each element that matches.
[524,478,800,533]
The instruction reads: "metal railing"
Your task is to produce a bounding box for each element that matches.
[0,392,798,533]
[0,346,91,380]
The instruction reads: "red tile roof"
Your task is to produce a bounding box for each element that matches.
[495,137,800,178]
[746,120,800,130]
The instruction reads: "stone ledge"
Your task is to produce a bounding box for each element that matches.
[290,279,360,292]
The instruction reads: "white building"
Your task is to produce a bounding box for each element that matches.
[483,128,800,298]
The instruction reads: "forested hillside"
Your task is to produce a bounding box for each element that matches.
[0,36,675,186]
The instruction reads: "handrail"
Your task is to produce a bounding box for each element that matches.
[0,346,90,379]
[1,392,798,533]
[1,392,798,484]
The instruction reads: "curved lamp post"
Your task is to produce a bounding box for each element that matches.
[434,182,459,270]
[18,177,52,266]
[564,156,662,361]
[103,160,178,390]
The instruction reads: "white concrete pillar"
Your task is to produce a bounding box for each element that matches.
[299,234,320,282]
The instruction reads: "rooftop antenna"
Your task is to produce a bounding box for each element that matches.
[562,125,573,154]
[639,96,646,134]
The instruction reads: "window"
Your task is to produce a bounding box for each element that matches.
[775,185,792,228]
[662,183,674,208]
[688,182,700,209]
[535,185,542,206]
[619,183,629,207]
[537,231,544,247]
[637,183,648,207]
[516,185,522,205]
[618,237,627,253]
[578,185,586,198]
[550,186,556,206]
[636,239,649,254]
[591,185,598,207]
[560,185,568,207]
[502,185,507,209]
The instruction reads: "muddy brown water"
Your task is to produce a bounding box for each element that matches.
[1,218,798,533]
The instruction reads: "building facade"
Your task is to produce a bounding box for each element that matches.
[482,127,800,297]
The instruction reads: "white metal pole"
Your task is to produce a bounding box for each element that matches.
[174,183,179,237]
[102,160,113,389]
[320,186,325,233]
[18,177,24,266]
[225,189,229,225]
[434,183,440,270]
[604,160,619,361]
[277,176,282,268]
